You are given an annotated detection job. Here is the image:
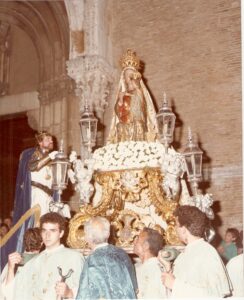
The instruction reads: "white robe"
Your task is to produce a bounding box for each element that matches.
[171,238,232,298]
[135,257,167,299]
[226,253,244,297]
[2,245,84,300]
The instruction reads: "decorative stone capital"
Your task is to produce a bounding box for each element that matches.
[66,55,114,116]
[38,74,75,104]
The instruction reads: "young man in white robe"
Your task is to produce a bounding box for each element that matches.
[2,212,84,300]
[133,227,167,299]
[226,253,244,297]
[161,205,232,298]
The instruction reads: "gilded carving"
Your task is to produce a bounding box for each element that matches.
[68,168,181,248]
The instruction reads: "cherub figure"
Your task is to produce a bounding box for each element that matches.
[161,154,184,201]
[68,151,95,204]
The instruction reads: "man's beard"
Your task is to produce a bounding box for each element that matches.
[48,143,54,151]
[42,143,53,152]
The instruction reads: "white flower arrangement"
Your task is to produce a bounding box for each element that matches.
[92,141,185,172]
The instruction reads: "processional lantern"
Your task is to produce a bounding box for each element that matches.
[50,140,71,202]
[79,101,98,158]
[183,127,203,195]
[156,92,176,153]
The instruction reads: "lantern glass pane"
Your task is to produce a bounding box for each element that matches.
[185,155,193,176]
[156,113,175,143]
[80,119,97,145]
[52,162,69,188]
[80,121,90,143]
[90,122,97,142]
[56,164,62,184]
[165,116,175,136]
[156,116,164,135]
[194,154,202,176]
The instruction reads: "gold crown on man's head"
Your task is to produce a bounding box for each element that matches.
[35,130,51,143]
[120,49,140,70]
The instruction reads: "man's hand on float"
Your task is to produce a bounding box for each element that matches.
[48,151,58,160]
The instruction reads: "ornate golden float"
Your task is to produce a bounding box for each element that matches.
[68,167,180,249]
[67,49,190,250]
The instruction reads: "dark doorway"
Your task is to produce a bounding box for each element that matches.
[0,113,36,219]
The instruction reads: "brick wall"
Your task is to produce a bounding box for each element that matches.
[108,0,242,237]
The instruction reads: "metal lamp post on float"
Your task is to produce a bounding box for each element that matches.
[49,140,71,214]
[79,101,98,160]
[182,128,215,241]
[182,127,203,196]
[156,92,176,153]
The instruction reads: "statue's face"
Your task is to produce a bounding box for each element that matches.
[124,69,136,92]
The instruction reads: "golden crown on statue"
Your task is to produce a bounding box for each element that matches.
[120,49,140,70]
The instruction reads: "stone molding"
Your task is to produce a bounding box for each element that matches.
[38,75,75,105]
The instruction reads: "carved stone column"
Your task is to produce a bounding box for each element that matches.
[38,74,75,151]
[66,0,115,147]
[67,55,114,147]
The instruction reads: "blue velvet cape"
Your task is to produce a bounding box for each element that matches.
[0,148,35,271]
[76,244,138,299]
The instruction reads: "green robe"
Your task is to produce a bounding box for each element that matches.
[76,244,137,299]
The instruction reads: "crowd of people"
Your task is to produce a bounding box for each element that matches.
[0,205,243,299]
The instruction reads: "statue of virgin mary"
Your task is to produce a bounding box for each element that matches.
[107,49,159,144]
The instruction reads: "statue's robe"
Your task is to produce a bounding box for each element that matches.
[76,244,138,299]
[171,238,232,298]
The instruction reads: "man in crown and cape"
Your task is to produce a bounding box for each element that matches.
[107,49,159,144]
[0,131,70,271]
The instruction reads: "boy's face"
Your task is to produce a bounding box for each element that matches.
[225,232,235,243]
[41,222,64,250]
